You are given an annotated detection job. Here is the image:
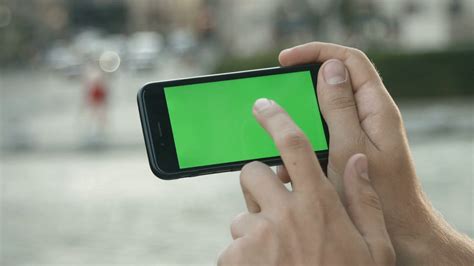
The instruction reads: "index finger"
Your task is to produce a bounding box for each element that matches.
[279,42,401,148]
[253,98,326,191]
[279,42,382,90]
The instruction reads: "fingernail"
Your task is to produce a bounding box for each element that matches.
[355,154,370,181]
[281,48,292,54]
[323,60,347,85]
[254,98,273,112]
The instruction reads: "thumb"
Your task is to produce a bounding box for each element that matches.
[343,154,395,265]
[317,59,363,137]
[317,59,365,193]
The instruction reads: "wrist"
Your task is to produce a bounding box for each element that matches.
[392,192,474,265]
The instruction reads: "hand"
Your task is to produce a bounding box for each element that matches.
[218,99,395,266]
[277,42,474,265]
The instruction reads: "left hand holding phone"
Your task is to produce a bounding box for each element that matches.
[217,99,395,266]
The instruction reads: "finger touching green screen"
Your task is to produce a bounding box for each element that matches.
[164,70,328,169]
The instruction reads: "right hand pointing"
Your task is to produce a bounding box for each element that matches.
[218,99,395,266]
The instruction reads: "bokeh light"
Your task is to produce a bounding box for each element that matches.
[99,50,121,72]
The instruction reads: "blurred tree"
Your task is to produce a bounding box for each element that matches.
[0,0,48,66]
[67,0,128,34]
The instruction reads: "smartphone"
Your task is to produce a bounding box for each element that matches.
[137,64,329,180]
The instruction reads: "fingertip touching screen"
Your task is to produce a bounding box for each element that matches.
[164,70,328,169]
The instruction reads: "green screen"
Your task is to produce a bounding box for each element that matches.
[164,70,328,169]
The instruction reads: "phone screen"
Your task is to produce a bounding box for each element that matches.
[163,70,328,169]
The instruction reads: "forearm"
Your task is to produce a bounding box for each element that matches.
[395,195,474,265]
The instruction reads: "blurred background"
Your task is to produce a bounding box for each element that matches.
[0,0,473,265]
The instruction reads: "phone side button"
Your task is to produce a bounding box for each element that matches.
[157,122,163,137]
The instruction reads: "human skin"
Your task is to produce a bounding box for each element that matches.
[275,42,474,265]
[218,99,395,265]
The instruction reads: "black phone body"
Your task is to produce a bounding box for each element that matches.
[137,64,329,180]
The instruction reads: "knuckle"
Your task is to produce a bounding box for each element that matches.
[349,47,369,61]
[326,94,356,112]
[359,188,383,212]
[254,217,273,239]
[320,183,340,205]
[344,47,375,70]
[317,185,342,218]
[231,212,247,225]
[306,179,335,203]
[276,129,308,151]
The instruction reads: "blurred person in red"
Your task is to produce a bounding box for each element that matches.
[82,61,108,146]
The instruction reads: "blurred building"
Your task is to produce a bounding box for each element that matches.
[199,0,474,55]
[1,0,473,67]
[126,0,203,33]
[214,0,282,57]
[390,0,474,50]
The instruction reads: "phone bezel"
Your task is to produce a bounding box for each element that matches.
[137,64,329,180]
